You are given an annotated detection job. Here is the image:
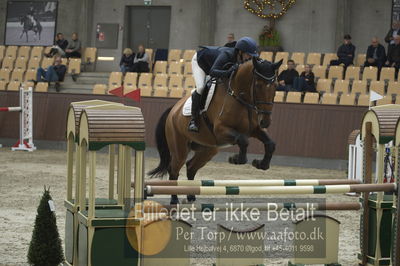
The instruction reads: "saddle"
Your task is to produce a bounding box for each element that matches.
[182,78,217,116]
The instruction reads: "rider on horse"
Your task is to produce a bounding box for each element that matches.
[188,37,259,132]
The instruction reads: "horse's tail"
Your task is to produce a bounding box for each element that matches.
[147,107,173,178]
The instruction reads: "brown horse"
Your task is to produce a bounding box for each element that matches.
[149,57,282,204]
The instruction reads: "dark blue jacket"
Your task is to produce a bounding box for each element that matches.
[197,46,237,78]
[337,43,356,61]
[366,44,386,62]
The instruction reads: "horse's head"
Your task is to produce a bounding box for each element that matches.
[233,57,282,129]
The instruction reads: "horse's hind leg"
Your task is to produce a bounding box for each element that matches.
[185,146,218,202]
[168,138,190,205]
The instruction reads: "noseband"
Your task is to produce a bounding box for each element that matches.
[227,66,276,115]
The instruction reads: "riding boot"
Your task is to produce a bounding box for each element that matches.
[188,91,201,132]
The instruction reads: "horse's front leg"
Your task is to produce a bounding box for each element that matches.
[214,125,248,165]
[251,128,275,170]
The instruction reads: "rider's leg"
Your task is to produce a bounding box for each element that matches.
[189,53,206,132]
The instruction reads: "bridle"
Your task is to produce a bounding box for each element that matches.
[226,64,276,115]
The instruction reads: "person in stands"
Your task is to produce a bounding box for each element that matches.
[65,32,82,58]
[293,64,316,92]
[385,21,400,46]
[277,60,299,92]
[119,48,135,74]
[132,44,150,73]
[330,34,356,67]
[224,33,237,48]
[35,56,67,91]
[386,35,400,78]
[364,37,386,69]
[46,33,69,57]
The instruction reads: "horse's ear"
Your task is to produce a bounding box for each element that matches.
[252,56,260,69]
[272,59,283,70]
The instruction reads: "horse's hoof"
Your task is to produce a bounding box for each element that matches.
[186,195,196,203]
[228,154,247,165]
[252,159,270,170]
[170,196,180,205]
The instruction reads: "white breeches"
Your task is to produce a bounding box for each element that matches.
[191,53,207,94]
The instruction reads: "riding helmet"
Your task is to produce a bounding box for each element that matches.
[235,37,259,57]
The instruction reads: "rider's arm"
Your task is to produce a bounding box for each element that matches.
[209,53,234,78]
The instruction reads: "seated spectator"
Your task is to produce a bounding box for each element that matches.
[364,37,386,69]
[224,33,237,48]
[293,64,316,92]
[65,32,82,58]
[385,35,400,78]
[385,21,400,46]
[46,33,69,57]
[35,56,67,92]
[132,44,150,73]
[119,48,135,74]
[330,34,356,67]
[277,60,299,92]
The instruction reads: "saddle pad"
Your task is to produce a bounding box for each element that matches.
[182,81,216,116]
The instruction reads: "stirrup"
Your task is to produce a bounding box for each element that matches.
[188,119,199,132]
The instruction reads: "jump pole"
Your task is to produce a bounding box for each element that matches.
[146,183,396,196]
[142,202,362,213]
[0,87,36,151]
[136,179,361,187]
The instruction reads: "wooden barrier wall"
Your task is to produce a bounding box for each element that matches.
[0,91,367,159]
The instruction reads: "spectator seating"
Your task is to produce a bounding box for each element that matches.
[356,54,366,67]
[93,84,107,94]
[2,58,15,70]
[380,67,395,82]
[5,46,17,59]
[274,91,285,102]
[291,52,305,65]
[168,61,183,75]
[362,66,378,81]
[0,46,5,62]
[0,69,11,83]
[15,58,27,71]
[108,72,123,90]
[303,92,319,104]
[345,66,360,80]
[313,65,327,79]
[41,57,53,69]
[184,76,195,95]
[7,81,21,91]
[27,58,40,71]
[35,82,49,92]
[387,81,400,95]
[339,94,356,105]
[24,69,37,82]
[183,62,193,76]
[333,79,349,94]
[10,69,24,82]
[369,81,385,95]
[30,46,43,60]
[182,50,196,62]
[351,80,368,94]
[84,47,97,64]
[68,59,81,74]
[322,53,337,65]
[306,53,321,66]
[316,78,332,92]
[275,52,289,64]
[0,80,6,90]
[278,64,287,74]
[138,73,153,96]
[260,51,273,62]
[153,61,168,74]
[168,49,182,63]
[17,46,30,59]
[328,66,343,79]
[358,94,370,106]
[153,74,168,97]
[296,64,305,74]
[377,96,392,105]
[169,75,184,98]
[286,91,302,103]
[321,93,337,104]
